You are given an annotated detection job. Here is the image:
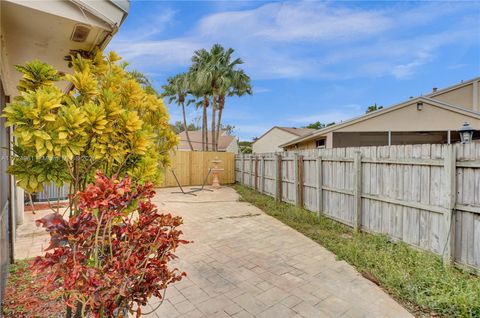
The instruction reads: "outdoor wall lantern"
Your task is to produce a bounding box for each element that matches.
[416,102,423,111]
[459,122,475,144]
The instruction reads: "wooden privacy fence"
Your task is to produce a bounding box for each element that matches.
[236,143,480,272]
[35,151,236,200]
[160,151,235,188]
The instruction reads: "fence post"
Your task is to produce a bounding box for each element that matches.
[294,153,299,206]
[260,155,265,193]
[297,154,304,208]
[275,153,283,202]
[249,155,254,188]
[316,156,323,216]
[443,144,456,266]
[353,151,363,232]
[241,154,245,185]
[254,156,258,191]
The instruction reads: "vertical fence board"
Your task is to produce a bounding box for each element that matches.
[354,151,362,231]
[316,156,323,215]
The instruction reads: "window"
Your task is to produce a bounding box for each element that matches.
[316,139,326,149]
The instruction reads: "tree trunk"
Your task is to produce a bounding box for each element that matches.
[211,96,217,152]
[66,302,83,318]
[201,105,205,151]
[203,97,209,151]
[73,302,83,318]
[216,95,225,151]
[181,101,194,151]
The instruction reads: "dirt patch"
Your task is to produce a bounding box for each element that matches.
[2,260,63,318]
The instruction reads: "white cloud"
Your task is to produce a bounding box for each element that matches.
[110,39,203,69]
[392,51,433,79]
[116,8,176,41]
[196,2,392,43]
[110,1,478,81]
[254,86,271,93]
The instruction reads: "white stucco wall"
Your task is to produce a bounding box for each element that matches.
[252,128,298,153]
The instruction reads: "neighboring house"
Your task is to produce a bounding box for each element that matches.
[282,77,480,150]
[252,126,316,153]
[0,0,129,297]
[177,130,239,153]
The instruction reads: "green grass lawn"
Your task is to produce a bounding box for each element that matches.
[234,184,480,318]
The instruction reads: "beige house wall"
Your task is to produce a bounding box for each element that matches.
[431,84,474,110]
[335,101,480,132]
[284,134,330,151]
[429,79,480,112]
[326,132,333,148]
[253,128,298,153]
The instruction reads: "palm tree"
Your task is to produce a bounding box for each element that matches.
[128,69,159,96]
[192,44,246,151]
[161,73,194,151]
[215,69,252,150]
[187,69,210,151]
[190,49,213,151]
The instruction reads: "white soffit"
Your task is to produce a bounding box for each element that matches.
[0,0,125,95]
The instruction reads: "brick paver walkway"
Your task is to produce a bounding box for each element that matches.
[144,187,412,318]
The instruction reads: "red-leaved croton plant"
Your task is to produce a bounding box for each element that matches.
[34,172,189,318]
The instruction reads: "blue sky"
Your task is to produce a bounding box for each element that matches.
[109,1,480,141]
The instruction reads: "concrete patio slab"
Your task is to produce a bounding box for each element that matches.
[146,186,412,318]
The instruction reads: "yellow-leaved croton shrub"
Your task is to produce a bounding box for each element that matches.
[2,51,178,202]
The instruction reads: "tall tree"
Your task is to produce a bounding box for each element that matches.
[303,121,335,129]
[221,124,236,136]
[187,70,210,151]
[366,103,383,113]
[165,44,251,152]
[128,69,159,96]
[190,50,212,151]
[216,69,252,149]
[191,44,251,151]
[161,73,194,151]
[170,121,199,134]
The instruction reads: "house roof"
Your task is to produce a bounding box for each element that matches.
[177,130,236,151]
[280,96,480,148]
[279,127,317,136]
[253,126,316,144]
